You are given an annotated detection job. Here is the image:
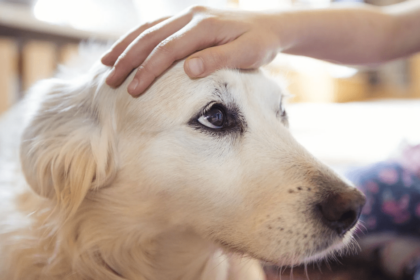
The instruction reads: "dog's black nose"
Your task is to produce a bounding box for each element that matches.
[317,189,366,236]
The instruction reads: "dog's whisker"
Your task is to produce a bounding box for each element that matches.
[277,265,282,280]
[304,262,310,280]
[289,265,294,280]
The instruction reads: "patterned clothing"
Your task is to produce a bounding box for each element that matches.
[346,144,420,279]
[348,161,420,235]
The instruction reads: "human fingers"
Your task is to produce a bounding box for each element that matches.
[105,13,192,87]
[101,17,170,66]
[126,20,217,96]
[127,32,275,96]
[184,34,276,78]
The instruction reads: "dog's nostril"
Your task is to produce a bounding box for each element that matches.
[340,209,357,224]
[317,190,365,236]
[340,210,356,224]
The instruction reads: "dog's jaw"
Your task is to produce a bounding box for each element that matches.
[87,218,265,280]
[136,228,265,280]
[138,228,265,280]
[64,191,265,280]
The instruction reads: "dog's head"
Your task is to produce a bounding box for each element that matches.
[20,61,365,266]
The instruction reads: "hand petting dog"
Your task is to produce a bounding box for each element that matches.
[102,1,420,97]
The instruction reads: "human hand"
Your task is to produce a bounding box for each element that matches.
[101,6,282,96]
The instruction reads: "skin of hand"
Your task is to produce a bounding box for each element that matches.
[101,6,283,96]
[102,2,420,97]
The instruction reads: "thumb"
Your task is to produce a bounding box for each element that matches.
[184,38,257,78]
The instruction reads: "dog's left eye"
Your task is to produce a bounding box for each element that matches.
[278,100,289,127]
[280,105,287,118]
[198,105,225,129]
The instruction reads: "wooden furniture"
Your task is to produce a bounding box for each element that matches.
[410,53,420,98]
[0,38,18,114]
[0,2,117,114]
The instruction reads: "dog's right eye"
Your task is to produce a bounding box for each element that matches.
[188,102,245,136]
[198,105,225,129]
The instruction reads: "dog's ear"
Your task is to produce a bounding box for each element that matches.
[20,78,117,218]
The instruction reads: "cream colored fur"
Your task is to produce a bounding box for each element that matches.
[0,60,361,280]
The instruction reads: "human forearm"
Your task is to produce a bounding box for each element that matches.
[383,0,420,61]
[272,5,397,64]
[272,1,420,64]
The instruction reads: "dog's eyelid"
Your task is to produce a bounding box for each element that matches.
[276,96,289,127]
[203,102,221,112]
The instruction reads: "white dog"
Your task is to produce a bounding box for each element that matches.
[0,59,365,280]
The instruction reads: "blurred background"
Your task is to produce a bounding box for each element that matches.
[0,0,419,279]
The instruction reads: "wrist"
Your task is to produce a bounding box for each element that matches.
[259,10,303,53]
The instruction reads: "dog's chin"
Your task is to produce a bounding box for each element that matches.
[214,239,274,264]
[299,230,355,265]
[218,230,353,268]
[262,242,346,267]
[214,241,334,268]
[300,239,346,264]
[213,223,357,268]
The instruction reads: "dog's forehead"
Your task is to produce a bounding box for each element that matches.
[210,69,284,109]
[151,61,283,103]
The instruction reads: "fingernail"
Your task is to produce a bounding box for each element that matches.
[128,78,139,94]
[187,58,204,76]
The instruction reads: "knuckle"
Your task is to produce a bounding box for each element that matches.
[114,53,127,68]
[139,63,157,79]
[115,53,135,70]
[140,29,155,41]
[141,17,164,31]
[140,21,153,30]
[156,37,173,52]
[154,39,173,57]
[188,5,208,14]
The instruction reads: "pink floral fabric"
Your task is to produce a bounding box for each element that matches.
[346,147,420,279]
[347,158,420,235]
[397,144,420,179]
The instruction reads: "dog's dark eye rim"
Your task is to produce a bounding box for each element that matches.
[280,105,287,117]
[197,103,227,129]
[188,101,245,135]
[278,98,289,127]
[278,98,288,118]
